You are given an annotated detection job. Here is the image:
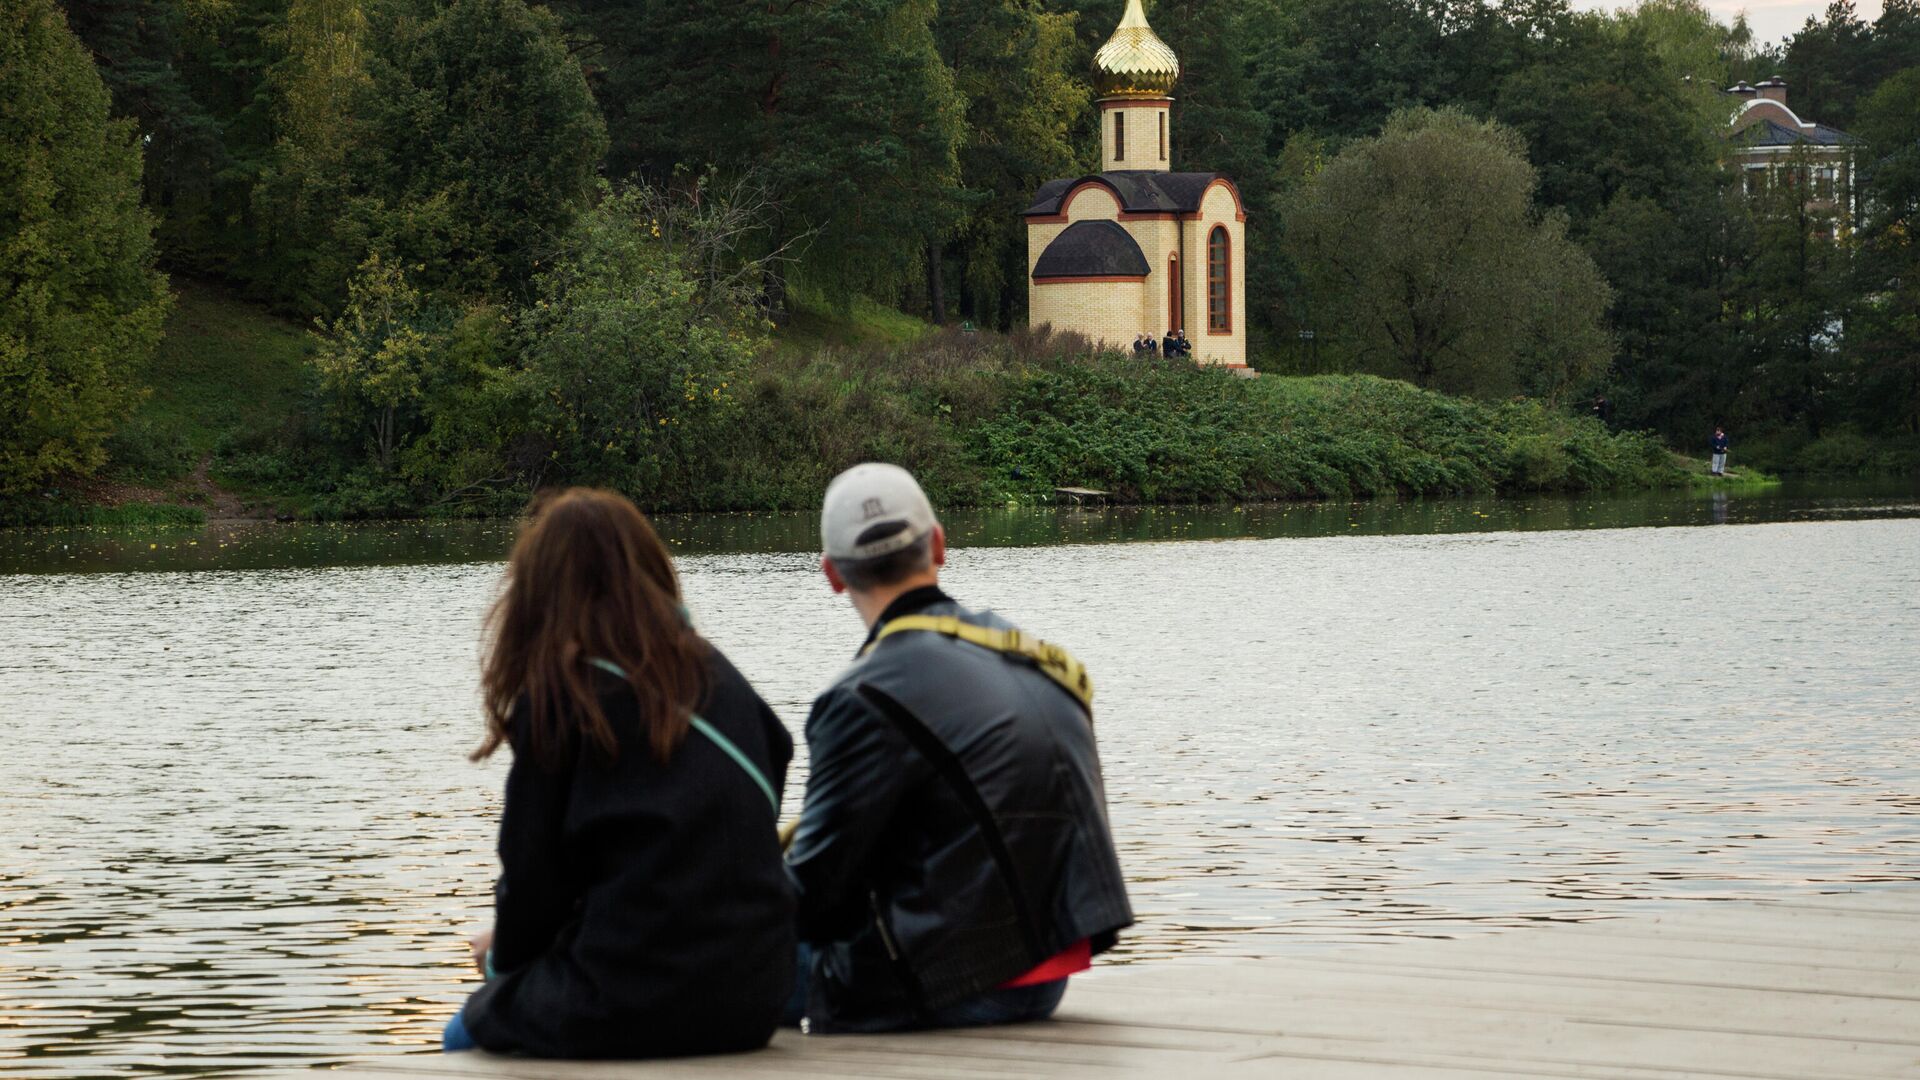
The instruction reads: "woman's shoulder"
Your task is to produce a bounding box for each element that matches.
[699,644,770,719]
[697,644,791,749]
[701,643,752,693]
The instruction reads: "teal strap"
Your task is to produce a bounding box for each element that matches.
[689,716,779,813]
[586,658,778,815]
[483,947,496,980]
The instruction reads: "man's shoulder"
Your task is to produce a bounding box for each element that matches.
[880,600,1021,645]
[819,601,1021,692]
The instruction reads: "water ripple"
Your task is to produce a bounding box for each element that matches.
[2,519,1917,1074]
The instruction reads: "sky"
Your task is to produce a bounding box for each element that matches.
[1573,0,1882,46]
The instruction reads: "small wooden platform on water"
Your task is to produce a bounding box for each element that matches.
[288,893,1920,1079]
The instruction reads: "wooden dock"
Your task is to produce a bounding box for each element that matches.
[284,893,1920,1079]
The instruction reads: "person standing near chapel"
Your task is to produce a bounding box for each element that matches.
[1711,426,1731,477]
[783,463,1132,1033]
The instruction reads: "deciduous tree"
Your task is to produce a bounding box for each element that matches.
[1281,108,1612,400]
[520,188,765,500]
[1848,67,1920,434]
[1,0,170,494]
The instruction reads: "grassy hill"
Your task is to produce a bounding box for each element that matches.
[133,281,313,464]
[5,282,1698,525]
[0,283,312,525]
[93,281,313,515]
[777,287,936,354]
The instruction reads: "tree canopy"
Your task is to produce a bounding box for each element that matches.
[1,0,170,494]
[1282,108,1612,400]
[11,0,1920,504]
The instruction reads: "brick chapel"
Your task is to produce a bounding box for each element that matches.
[1023,0,1248,368]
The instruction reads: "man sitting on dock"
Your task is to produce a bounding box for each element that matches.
[784,463,1133,1033]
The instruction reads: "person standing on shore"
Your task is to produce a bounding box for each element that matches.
[447,488,795,1058]
[1711,426,1731,477]
[783,463,1132,1034]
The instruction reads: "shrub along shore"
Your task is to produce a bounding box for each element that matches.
[1,288,1693,528]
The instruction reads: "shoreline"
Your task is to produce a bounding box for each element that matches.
[4,453,1809,531]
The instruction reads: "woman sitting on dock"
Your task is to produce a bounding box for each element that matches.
[445,488,795,1058]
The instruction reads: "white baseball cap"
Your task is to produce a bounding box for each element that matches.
[821,463,939,561]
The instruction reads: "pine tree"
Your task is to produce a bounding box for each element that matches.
[59,0,225,231]
[561,0,965,312]
[935,0,1087,327]
[352,0,608,302]
[1,0,171,494]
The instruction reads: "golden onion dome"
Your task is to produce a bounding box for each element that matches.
[1093,0,1179,99]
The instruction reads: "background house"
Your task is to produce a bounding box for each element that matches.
[1727,78,1858,230]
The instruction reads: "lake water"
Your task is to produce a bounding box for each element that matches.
[3,482,1918,1076]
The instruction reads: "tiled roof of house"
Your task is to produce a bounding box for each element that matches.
[1732,118,1856,147]
[1023,171,1224,217]
[1031,220,1150,278]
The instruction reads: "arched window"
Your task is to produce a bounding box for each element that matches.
[1158,112,1167,161]
[1114,111,1125,161]
[1207,226,1231,333]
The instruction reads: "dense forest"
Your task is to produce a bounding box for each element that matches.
[2,0,1917,518]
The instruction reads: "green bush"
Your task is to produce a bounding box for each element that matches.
[1505,434,1571,489]
[968,357,1681,503]
[521,189,763,503]
[126,279,1692,519]
[1796,430,1881,474]
[0,498,204,527]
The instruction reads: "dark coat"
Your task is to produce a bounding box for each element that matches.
[785,587,1132,1031]
[461,648,795,1058]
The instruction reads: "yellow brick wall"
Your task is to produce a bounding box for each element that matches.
[1126,217,1178,339]
[1101,101,1172,172]
[1029,278,1148,350]
[1182,186,1245,367]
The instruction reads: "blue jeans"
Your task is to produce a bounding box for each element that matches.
[783,943,1066,1032]
[442,1007,477,1052]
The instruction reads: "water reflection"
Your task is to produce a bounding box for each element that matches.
[2,510,1918,1075]
[3,477,1918,575]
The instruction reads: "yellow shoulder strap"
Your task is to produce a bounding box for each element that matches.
[862,615,1094,714]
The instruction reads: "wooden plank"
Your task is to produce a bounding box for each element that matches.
[1509,922,1920,958]
[1070,967,1920,1042]
[1055,985,1920,1078]
[1766,895,1920,917]
[1363,924,1918,975]
[292,896,1920,1079]
[1301,947,1920,999]
[1583,906,1920,943]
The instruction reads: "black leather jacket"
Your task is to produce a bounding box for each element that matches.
[786,587,1132,1030]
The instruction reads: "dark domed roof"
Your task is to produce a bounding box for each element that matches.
[1031,221,1149,279]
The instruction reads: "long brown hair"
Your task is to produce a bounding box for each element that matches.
[475,488,707,766]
